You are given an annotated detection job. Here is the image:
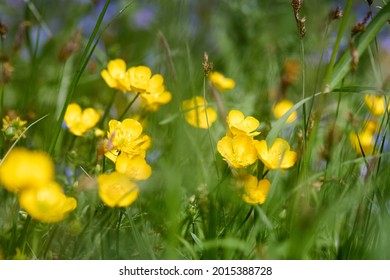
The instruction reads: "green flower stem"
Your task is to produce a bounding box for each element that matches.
[209,81,227,126]
[99,90,118,128]
[118,92,141,121]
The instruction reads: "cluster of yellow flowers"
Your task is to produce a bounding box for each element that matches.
[349,94,389,156]
[101,59,172,112]
[98,118,152,207]
[217,110,297,205]
[0,148,77,223]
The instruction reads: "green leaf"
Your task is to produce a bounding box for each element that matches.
[329,4,390,91]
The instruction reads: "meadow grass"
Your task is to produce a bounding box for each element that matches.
[0,0,390,260]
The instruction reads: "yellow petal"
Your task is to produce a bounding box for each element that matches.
[128,66,152,93]
[217,135,257,168]
[64,103,82,128]
[227,109,260,136]
[256,138,297,170]
[18,182,77,223]
[115,154,152,181]
[81,108,100,129]
[227,110,244,126]
[98,172,139,208]
[217,136,234,164]
[107,59,127,78]
[241,174,271,205]
[101,69,118,89]
[209,71,235,91]
[147,74,164,94]
[364,94,387,116]
[273,99,297,123]
[121,118,143,139]
[0,148,54,192]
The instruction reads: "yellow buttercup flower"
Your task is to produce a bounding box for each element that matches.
[241,174,271,205]
[364,94,389,116]
[226,110,260,137]
[349,120,378,156]
[2,115,27,141]
[255,138,297,170]
[101,58,131,92]
[209,71,235,91]
[349,130,375,156]
[18,182,77,223]
[146,74,165,94]
[217,134,258,169]
[64,103,100,136]
[115,153,152,181]
[182,96,217,129]
[0,148,54,193]
[127,66,152,93]
[106,118,151,159]
[98,172,139,208]
[273,99,297,123]
[142,90,172,111]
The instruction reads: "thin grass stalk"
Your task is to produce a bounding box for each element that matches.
[48,0,111,156]
[300,39,307,149]
[203,77,220,179]
[323,0,353,92]
[99,90,117,127]
[118,92,141,121]
[0,37,5,156]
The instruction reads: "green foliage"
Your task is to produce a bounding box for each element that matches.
[0,0,390,260]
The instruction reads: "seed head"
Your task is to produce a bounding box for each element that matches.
[0,22,8,39]
[202,52,213,77]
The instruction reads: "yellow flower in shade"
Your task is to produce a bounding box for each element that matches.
[273,99,297,123]
[18,182,77,223]
[255,138,297,170]
[127,66,152,93]
[226,110,260,137]
[182,96,217,129]
[349,121,377,156]
[217,134,258,169]
[364,94,389,116]
[146,74,165,94]
[141,74,172,111]
[349,130,375,156]
[105,118,151,161]
[0,148,54,193]
[241,174,271,205]
[209,71,235,91]
[101,58,130,92]
[64,103,100,136]
[115,153,152,181]
[2,115,27,141]
[98,172,139,208]
[142,90,172,111]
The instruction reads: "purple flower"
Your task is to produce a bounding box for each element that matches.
[133,4,157,30]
